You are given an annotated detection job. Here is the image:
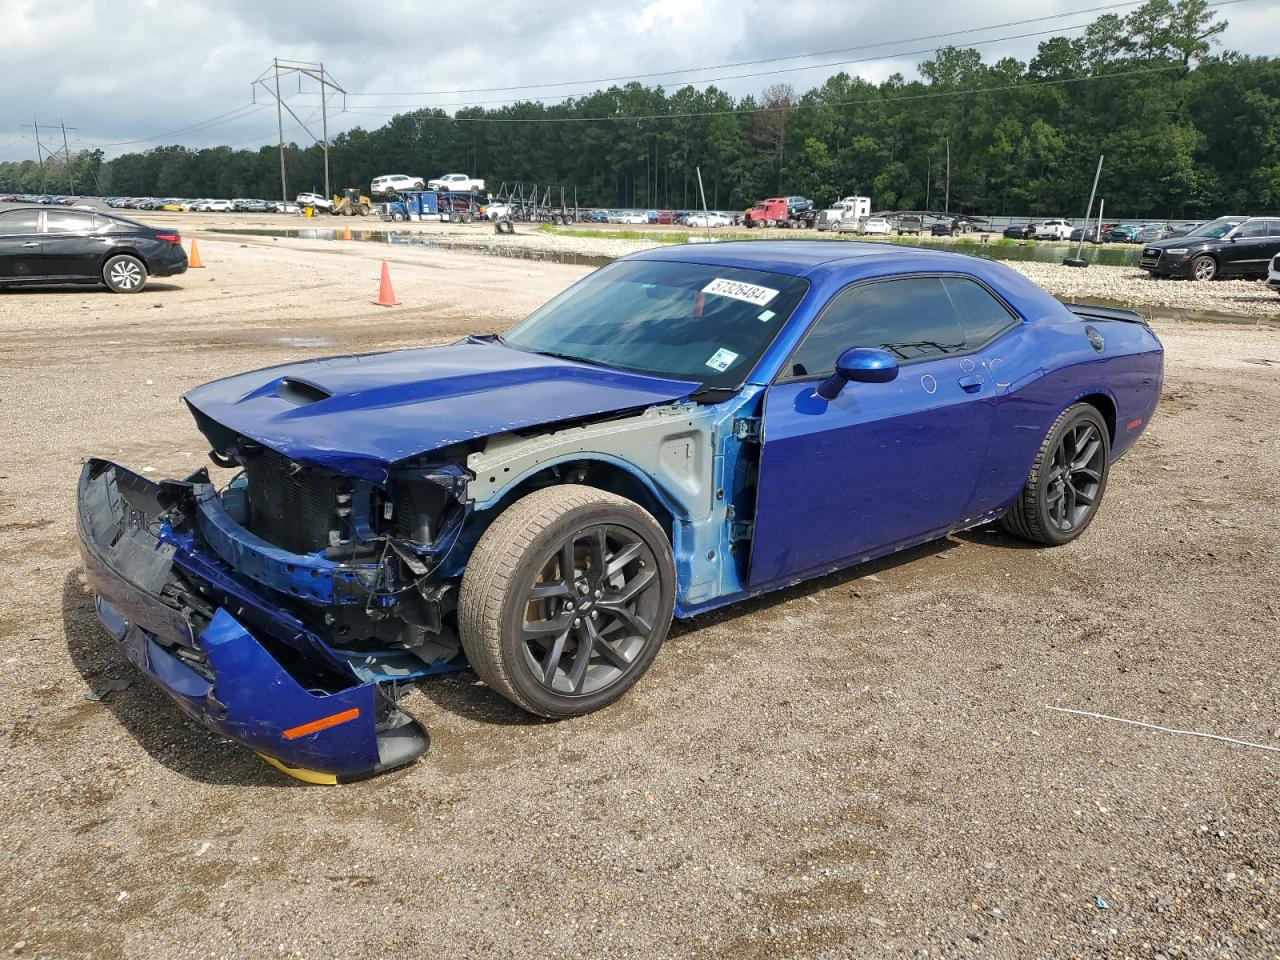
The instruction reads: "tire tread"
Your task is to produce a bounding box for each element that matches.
[1000,402,1107,545]
[458,485,666,717]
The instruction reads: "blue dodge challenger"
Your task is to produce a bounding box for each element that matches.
[78,241,1163,781]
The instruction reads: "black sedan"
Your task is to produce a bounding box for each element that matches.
[0,206,187,292]
[1003,223,1036,239]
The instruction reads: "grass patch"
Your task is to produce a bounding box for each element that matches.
[538,224,692,244]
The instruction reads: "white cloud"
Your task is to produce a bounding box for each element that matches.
[0,0,1275,161]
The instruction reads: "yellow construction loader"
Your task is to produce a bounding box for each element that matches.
[330,188,373,216]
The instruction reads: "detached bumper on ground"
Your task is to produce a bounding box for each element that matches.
[76,459,429,783]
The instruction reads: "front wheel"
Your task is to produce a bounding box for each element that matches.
[1000,403,1110,546]
[1190,255,1217,281]
[458,486,675,718]
[103,254,147,293]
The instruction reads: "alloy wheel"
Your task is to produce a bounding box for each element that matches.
[109,260,143,290]
[1046,421,1105,532]
[520,524,661,697]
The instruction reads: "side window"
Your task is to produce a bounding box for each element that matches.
[788,277,965,377]
[44,210,93,233]
[1237,220,1269,239]
[0,210,40,235]
[941,277,1018,345]
[1266,220,1280,237]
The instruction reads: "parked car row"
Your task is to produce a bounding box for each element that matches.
[94,197,302,214]
[0,193,82,206]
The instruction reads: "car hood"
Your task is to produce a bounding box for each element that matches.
[1142,235,1211,251]
[183,339,700,486]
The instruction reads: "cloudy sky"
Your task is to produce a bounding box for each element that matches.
[0,0,1275,162]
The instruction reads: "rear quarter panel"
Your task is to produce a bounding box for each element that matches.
[973,312,1163,514]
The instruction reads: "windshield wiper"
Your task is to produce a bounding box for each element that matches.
[532,349,617,370]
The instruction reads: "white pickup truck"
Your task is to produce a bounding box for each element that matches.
[1035,218,1074,240]
[428,173,486,193]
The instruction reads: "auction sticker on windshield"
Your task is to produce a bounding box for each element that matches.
[702,277,779,307]
[705,348,739,372]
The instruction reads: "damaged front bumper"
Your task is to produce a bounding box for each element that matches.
[76,458,432,782]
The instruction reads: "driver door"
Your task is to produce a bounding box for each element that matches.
[748,275,1016,586]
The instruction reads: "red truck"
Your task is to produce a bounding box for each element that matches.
[743,196,817,229]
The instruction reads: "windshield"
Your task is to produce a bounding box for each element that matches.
[1186,216,1244,239]
[503,259,810,389]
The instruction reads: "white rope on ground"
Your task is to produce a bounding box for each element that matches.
[1046,706,1280,757]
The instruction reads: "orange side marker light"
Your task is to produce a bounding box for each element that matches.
[282,707,361,740]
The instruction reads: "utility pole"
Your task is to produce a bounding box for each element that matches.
[1065,154,1104,268]
[273,59,287,203]
[319,64,330,199]
[944,137,951,215]
[253,59,346,204]
[60,119,75,194]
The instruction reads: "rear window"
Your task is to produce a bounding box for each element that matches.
[44,210,94,233]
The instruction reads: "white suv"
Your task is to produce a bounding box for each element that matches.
[295,192,333,211]
[427,173,485,193]
[371,174,425,196]
[1035,218,1073,240]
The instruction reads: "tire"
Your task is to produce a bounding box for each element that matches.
[1190,254,1217,281]
[462,211,474,224]
[449,212,462,224]
[495,219,514,234]
[359,204,371,216]
[102,254,147,294]
[1000,402,1110,546]
[458,486,676,718]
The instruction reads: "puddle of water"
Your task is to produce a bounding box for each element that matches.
[930,239,1140,267]
[208,227,611,267]
[1060,294,1277,328]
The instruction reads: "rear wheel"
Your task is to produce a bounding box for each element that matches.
[1000,403,1110,546]
[458,486,675,718]
[102,254,147,293]
[462,211,474,224]
[1190,254,1217,281]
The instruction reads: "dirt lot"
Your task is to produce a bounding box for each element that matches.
[1,235,1278,960]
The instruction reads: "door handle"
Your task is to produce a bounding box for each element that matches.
[958,374,985,393]
[21,241,39,248]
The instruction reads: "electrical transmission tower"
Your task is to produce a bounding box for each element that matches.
[252,59,346,204]
[21,118,79,192]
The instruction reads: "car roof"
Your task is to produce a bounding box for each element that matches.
[624,239,983,278]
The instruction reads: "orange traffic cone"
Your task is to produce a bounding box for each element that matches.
[372,261,400,307]
[188,238,204,268]
[343,224,353,241]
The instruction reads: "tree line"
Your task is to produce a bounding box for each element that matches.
[3,0,1277,219]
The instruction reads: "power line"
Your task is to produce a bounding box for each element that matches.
[85,103,267,149]
[332,20,1114,113]
[344,0,1241,99]
[367,62,1195,124]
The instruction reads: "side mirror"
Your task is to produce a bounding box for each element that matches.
[816,347,899,400]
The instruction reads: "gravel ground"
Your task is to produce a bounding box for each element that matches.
[1,236,1278,960]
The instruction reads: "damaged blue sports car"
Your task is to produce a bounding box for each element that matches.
[78,241,1163,781]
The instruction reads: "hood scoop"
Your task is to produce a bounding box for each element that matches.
[275,377,333,406]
